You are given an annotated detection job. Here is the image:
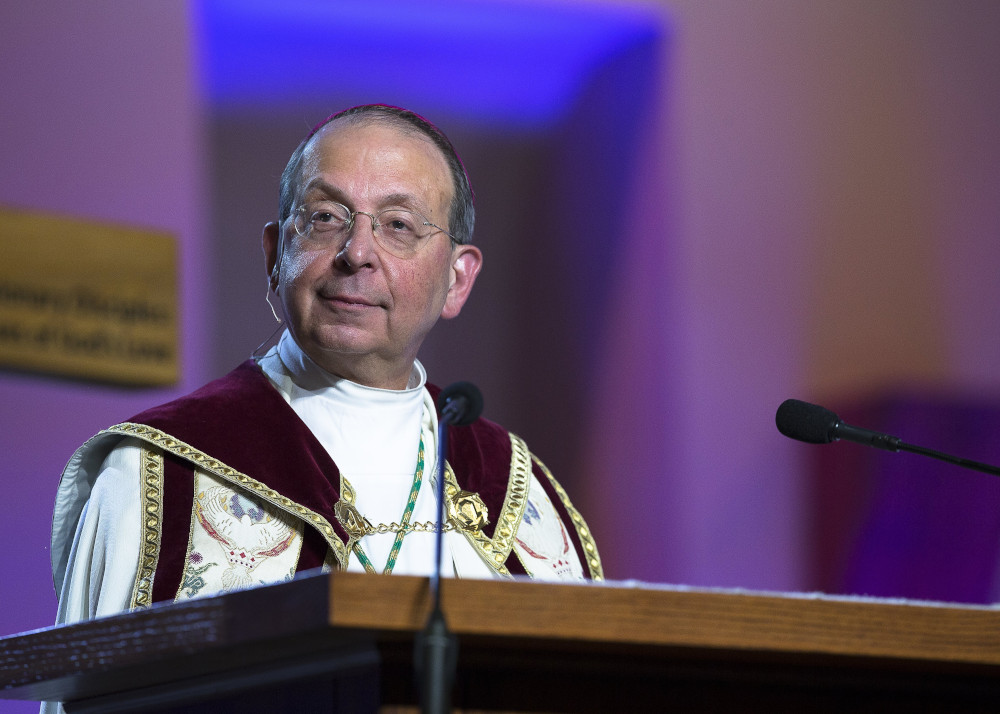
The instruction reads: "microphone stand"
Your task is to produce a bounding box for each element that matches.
[890,440,1000,477]
[416,409,458,714]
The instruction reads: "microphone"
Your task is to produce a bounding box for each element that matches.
[775,399,901,451]
[418,381,483,714]
[437,381,483,426]
[776,398,1000,477]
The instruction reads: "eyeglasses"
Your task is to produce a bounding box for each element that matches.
[292,200,456,259]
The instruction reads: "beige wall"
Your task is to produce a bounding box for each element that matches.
[664,0,1000,399]
[583,0,1000,587]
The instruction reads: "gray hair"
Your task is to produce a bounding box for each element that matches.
[278,104,475,245]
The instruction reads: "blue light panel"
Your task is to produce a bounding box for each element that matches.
[196,0,663,128]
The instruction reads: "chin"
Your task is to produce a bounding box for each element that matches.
[307,328,382,359]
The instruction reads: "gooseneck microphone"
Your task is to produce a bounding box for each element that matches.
[417,381,484,714]
[775,399,901,451]
[432,381,483,592]
[438,381,484,427]
[776,398,1000,477]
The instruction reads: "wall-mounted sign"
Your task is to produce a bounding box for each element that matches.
[0,208,178,386]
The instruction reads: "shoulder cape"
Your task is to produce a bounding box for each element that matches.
[53,361,602,603]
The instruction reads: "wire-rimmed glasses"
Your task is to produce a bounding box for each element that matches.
[292,200,456,259]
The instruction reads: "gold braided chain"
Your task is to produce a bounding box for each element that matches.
[366,519,458,536]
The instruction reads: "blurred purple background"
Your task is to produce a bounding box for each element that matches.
[3,4,1000,708]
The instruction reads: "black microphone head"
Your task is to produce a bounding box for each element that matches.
[775,399,839,444]
[437,381,484,426]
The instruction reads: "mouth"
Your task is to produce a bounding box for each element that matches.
[320,292,381,309]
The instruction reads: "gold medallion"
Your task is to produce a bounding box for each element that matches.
[334,500,372,544]
[450,490,489,532]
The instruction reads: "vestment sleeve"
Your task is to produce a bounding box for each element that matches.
[54,440,143,624]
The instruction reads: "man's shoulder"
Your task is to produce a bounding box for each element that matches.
[119,360,325,489]
[130,360,273,428]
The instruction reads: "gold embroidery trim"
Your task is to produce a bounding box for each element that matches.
[441,463,511,575]
[105,423,350,569]
[176,471,205,601]
[533,455,605,581]
[446,432,532,577]
[129,445,165,609]
[338,476,360,553]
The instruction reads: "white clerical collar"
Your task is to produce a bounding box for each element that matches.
[274,329,427,397]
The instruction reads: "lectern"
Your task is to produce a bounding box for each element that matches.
[3,571,1000,712]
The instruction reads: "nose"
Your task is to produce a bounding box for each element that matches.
[335,210,379,270]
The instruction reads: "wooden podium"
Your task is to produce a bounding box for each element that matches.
[3,571,1000,712]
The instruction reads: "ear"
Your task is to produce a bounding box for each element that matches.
[262,222,282,291]
[441,244,483,320]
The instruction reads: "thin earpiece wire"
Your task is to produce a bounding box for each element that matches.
[266,287,282,323]
[252,285,285,360]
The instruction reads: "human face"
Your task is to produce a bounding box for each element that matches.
[263,120,482,389]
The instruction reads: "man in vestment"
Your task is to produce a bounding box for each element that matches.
[50,105,602,630]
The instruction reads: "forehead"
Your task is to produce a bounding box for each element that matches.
[299,119,453,211]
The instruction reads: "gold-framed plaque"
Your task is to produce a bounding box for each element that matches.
[0,208,178,386]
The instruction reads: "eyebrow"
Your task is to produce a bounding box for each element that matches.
[301,180,432,216]
[301,179,347,203]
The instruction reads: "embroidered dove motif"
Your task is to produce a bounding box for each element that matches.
[194,486,297,591]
